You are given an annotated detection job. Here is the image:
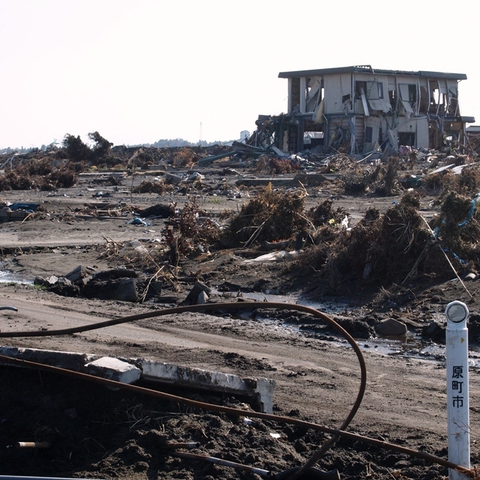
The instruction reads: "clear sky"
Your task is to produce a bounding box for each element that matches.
[0,0,478,149]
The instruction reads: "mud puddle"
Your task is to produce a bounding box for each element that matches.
[233,291,480,368]
[0,267,32,285]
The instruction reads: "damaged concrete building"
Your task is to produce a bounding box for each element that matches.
[254,65,475,156]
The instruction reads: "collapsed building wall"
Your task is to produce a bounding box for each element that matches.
[253,65,475,156]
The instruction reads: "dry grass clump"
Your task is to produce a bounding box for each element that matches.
[454,167,480,195]
[173,148,196,168]
[430,191,480,270]
[309,199,348,227]
[255,156,297,174]
[132,180,171,195]
[423,166,480,198]
[421,171,455,193]
[292,186,480,296]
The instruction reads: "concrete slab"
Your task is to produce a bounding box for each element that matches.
[141,360,275,413]
[236,177,295,187]
[0,346,93,370]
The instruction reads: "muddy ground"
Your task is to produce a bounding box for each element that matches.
[1,152,480,479]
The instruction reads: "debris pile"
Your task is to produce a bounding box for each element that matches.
[313,191,433,291]
[0,365,448,480]
[0,156,77,191]
[2,133,480,306]
[294,188,480,298]
[226,184,309,248]
[162,198,221,264]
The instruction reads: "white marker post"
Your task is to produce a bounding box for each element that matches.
[445,301,470,479]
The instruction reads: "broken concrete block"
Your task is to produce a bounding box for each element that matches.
[44,275,59,285]
[84,357,141,384]
[196,290,209,304]
[0,347,274,413]
[186,172,204,183]
[64,265,96,284]
[375,318,407,337]
[183,281,212,305]
[84,277,138,302]
[165,172,183,184]
[140,360,275,413]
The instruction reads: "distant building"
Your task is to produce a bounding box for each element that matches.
[254,65,475,155]
[239,130,250,142]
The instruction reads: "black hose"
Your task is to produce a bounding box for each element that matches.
[0,302,366,431]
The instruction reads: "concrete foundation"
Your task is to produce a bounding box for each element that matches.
[0,347,275,413]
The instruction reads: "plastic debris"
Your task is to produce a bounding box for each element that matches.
[126,217,151,226]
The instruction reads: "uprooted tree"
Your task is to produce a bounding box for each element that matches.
[297,189,480,295]
[220,184,480,296]
[62,134,92,162]
[225,183,310,248]
[88,131,113,161]
[62,131,113,166]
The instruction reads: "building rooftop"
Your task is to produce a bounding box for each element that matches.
[278,65,467,81]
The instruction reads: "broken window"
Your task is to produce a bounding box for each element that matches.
[419,86,429,113]
[303,131,324,147]
[447,84,459,115]
[365,126,373,143]
[306,77,322,113]
[432,88,440,109]
[389,90,396,109]
[427,79,441,114]
[355,81,366,99]
[398,131,415,146]
[354,81,369,116]
[365,81,390,112]
[399,84,417,114]
[366,81,383,100]
[408,85,417,103]
[290,78,301,114]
